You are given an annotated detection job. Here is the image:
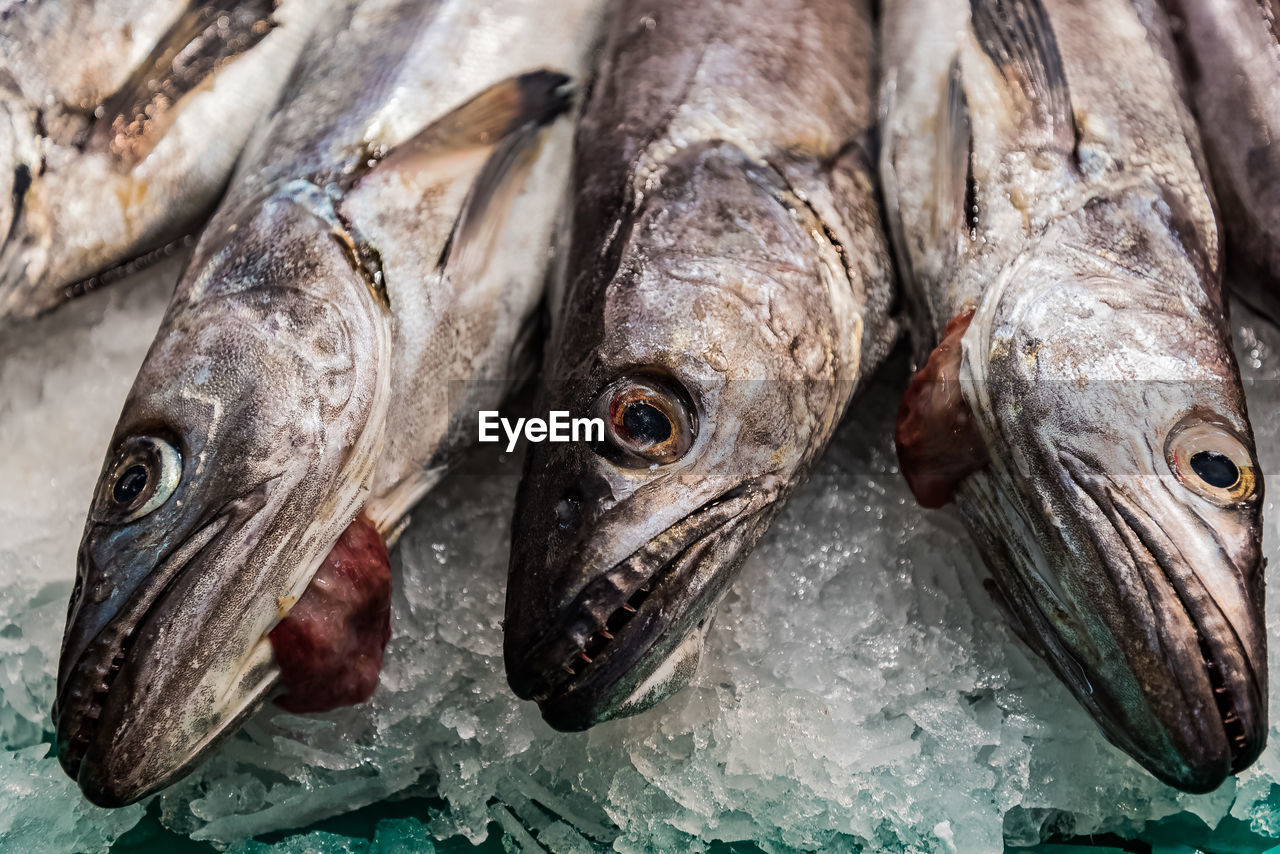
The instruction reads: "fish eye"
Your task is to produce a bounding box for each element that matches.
[591,376,696,467]
[1165,415,1258,506]
[93,435,183,523]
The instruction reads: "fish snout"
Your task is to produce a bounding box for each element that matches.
[53,511,236,804]
[1055,450,1266,790]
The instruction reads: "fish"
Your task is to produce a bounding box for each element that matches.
[53,0,604,807]
[1160,0,1280,327]
[0,0,316,320]
[503,0,897,732]
[880,0,1267,792]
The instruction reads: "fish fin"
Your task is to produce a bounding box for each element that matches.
[348,70,571,284]
[934,58,974,246]
[894,307,988,508]
[86,0,279,167]
[505,300,547,394]
[366,467,448,540]
[434,104,560,285]
[367,70,572,178]
[969,0,1078,155]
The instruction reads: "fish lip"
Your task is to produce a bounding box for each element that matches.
[508,481,773,730]
[54,511,231,795]
[1056,449,1265,789]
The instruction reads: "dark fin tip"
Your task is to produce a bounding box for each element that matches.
[515,70,574,129]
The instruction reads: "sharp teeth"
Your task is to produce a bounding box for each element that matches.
[600,630,613,640]
[561,663,575,675]
[577,652,592,663]
[622,604,636,613]
[639,585,650,593]
[1224,712,1239,724]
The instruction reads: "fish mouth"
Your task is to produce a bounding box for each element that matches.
[52,510,268,807]
[508,482,773,731]
[1050,450,1266,791]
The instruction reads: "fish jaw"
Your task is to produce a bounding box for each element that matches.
[957,199,1266,791]
[1059,452,1265,788]
[54,187,393,805]
[505,456,779,731]
[975,449,1265,792]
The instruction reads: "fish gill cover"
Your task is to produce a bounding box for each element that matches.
[4,265,1280,851]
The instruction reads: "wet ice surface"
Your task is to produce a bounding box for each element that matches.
[2,263,1280,853]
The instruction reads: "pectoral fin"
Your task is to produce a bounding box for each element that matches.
[355,70,572,284]
[366,70,571,180]
[87,0,279,167]
[969,0,1078,155]
[895,308,988,508]
[934,58,974,245]
[436,116,553,284]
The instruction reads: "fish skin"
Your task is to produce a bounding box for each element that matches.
[54,0,604,807]
[881,0,1266,792]
[504,0,897,732]
[0,0,317,321]
[1160,0,1280,326]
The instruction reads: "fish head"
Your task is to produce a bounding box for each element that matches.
[54,187,391,806]
[506,144,852,731]
[966,191,1265,792]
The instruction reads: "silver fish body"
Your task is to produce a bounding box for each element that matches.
[1161,0,1280,325]
[504,0,897,731]
[55,0,604,806]
[881,0,1266,792]
[0,0,316,320]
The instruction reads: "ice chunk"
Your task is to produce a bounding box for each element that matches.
[3,256,1280,853]
[0,743,143,850]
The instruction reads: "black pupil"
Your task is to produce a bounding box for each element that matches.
[1190,451,1239,489]
[622,402,672,446]
[113,464,150,504]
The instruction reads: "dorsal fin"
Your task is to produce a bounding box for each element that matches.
[87,0,279,167]
[970,0,1078,155]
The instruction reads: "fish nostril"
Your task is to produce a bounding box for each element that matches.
[554,492,582,533]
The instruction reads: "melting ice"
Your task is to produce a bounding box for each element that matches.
[3,261,1280,852]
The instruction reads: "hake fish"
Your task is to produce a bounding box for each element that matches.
[504,0,897,731]
[1160,0,1280,327]
[0,0,314,320]
[54,0,603,806]
[882,0,1266,791]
